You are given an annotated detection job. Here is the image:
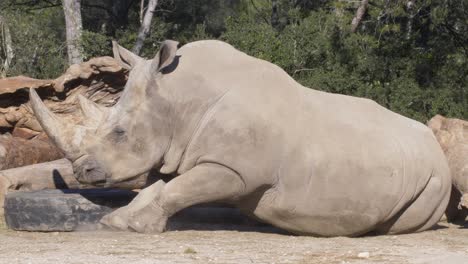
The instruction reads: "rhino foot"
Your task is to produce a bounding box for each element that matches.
[127,200,168,233]
[100,180,166,232]
[100,207,131,231]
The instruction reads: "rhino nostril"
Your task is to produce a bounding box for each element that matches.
[75,158,107,184]
[78,167,94,180]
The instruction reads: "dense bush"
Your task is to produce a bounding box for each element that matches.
[221,1,467,122]
[1,7,67,79]
[0,0,466,122]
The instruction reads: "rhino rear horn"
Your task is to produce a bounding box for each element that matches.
[29,88,82,159]
[78,95,107,127]
[112,41,143,70]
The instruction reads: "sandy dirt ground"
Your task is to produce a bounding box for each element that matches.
[0,207,467,264]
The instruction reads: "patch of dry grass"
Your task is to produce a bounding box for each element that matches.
[183,247,197,254]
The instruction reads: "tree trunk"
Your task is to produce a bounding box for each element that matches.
[132,0,158,55]
[406,0,415,40]
[139,0,146,24]
[0,134,64,171]
[62,0,83,65]
[271,0,280,30]
[0,15,14,77]
[351,0,369,33]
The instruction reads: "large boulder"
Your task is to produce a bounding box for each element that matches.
[428,115,468,221]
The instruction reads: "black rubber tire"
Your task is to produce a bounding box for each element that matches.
[4,189,136,232]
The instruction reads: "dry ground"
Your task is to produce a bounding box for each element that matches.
[0,208,467,264]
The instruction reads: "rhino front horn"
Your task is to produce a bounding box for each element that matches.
[29,88,82,159]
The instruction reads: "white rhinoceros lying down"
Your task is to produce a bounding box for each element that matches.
[29,40,451,237]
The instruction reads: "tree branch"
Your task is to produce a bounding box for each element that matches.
[140,0,146,24]
[62,0,83,65]
[351,0,369,33]
[132,0,158,55]
[25,4,61,10]
[0,15,14,77]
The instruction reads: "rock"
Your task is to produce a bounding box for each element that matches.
[0,76,53,94]
[11,127,40,139]
[4,189,136,231]
[460,194,468,209]
[357,252,370,258]
[427,115,468,222]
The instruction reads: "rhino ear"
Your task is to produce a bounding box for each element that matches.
[112,41,143,70]
[152,40,179,73]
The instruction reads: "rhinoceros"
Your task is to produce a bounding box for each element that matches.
[428,115,468,222]
[29,40,451,236]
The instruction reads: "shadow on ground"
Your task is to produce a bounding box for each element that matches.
[166,206,291,235]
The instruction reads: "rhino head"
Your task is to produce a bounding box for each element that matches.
[30,40,179,187]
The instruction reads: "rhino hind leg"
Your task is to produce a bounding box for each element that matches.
[127,163,245,233]
[242,190,383,237]
[376,172,451,235]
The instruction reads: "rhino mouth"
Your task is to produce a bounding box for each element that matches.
[72,154,153,189]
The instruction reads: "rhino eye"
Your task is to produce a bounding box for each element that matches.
[113,127,126,136]
[107,126,127,143]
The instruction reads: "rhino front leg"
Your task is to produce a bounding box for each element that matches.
[127,163,245,233]
[100,180,166,231]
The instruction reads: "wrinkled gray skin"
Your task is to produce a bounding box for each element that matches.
[30,40,451,236]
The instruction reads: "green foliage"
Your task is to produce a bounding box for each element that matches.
[81,30,112,60]
[1,7,67,79]
[222,15,285,65]
[0,0,466,122]
[222,0,468,122]
[183,247,197,254]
